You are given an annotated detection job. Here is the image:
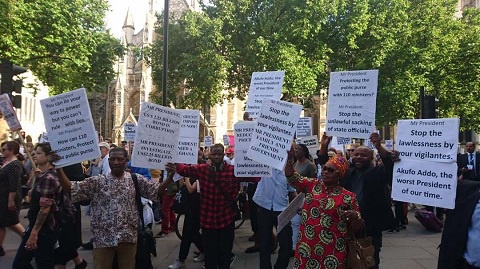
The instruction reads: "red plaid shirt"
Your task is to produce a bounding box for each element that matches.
[176,162,242,229]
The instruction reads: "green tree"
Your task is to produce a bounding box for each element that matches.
[150,0,480,131]
[0,0,122,94]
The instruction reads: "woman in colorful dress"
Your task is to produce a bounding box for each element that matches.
[285,152,363,269]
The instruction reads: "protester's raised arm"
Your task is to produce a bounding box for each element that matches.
[56,168,72,192]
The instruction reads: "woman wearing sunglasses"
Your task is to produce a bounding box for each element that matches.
[285,149,363,269]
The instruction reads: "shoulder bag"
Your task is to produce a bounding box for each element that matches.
[131,173,157,269]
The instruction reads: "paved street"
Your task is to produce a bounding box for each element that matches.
[0,207,441,269]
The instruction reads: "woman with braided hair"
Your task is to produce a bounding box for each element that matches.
[285,151,363,269]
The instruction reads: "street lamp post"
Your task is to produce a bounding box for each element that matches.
[162,0,169,106]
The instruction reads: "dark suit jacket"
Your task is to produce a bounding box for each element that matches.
[318,153,396,231]
[457,152,480,181]
[438,180,480,269]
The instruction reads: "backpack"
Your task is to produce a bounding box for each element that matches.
[172,185,190,214]
[55,189,76,226]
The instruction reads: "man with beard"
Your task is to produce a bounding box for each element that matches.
[167,144,254,269]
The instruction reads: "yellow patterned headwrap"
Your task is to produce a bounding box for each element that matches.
[326,156,349,178]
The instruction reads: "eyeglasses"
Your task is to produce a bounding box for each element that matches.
[322,166,337,173]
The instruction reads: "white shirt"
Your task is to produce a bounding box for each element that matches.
[100,154,110,175]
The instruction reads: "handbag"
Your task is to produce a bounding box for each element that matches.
[346,222,376,269]
[131,173,156,269]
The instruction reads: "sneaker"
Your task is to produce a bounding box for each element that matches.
[0,246,5,256]
[230,253,236,267]
[193,253,205,262]
[168,259,185,269]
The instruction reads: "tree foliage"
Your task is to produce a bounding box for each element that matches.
[0,0,123,94]
[150,0,480,130]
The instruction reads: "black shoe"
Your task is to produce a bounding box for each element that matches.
[81,241,93,250]
[0,246,5,256]
[244,246,260,254]
[74,260,87,269]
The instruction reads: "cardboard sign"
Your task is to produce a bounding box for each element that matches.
[176,109,200,164]
[396,118,459,163]
[278,193,305,232]
[223,135,230,146]
[296,117,312,137]
[40,88,100,167]
[247,98,303,170]
[124,122,136,142]
[204,136,213,147]
[0,94,22,131]
[326,70,378,139]
[245,71,285,119]
[296,135,318,159]
[234,121,272,177]
[392,160,457,209]
[385,140,394,151]
[131,102,182,170]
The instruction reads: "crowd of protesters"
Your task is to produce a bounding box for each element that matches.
[0,125,479,269]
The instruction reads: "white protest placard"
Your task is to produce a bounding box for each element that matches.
[0,94,22,131]
[40,88,100,167]
[204,136,213,147]
[223,135,230,146]
[176,109,200,164]
[131,102,182,170]
[39,132,49,143]
[124,122,136,142]
[392,160,457,209]
[396,118,459,163]
[296,135,318,159]
[247,98,303,170]
[336,137,351,145]
[326,70,378,139]
[234,121,272,177]
[278,193,305,232]
[296,117,312,137]
[245,71,285,119]
[385,140,394,151]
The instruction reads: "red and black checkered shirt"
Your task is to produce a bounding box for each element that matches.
[176,162,242,229]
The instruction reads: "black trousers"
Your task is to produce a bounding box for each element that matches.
[257,206,292,269]
[393,201,407,226]
[247,183,258,234]
[12,226,58,269]
[54,222,80,265]
[179,210,203,261]
[366,229,382,269]
[203,222,235,269]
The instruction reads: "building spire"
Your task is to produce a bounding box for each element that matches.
[123,8,135,30]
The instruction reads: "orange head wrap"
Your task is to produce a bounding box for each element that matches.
[325,156,349,178]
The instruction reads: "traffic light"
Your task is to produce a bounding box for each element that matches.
[1,59,26,93]
[422,95,439,119]
[1,59,13,94]
[12,80,22,108]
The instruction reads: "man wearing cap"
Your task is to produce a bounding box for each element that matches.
[99,142,111,175]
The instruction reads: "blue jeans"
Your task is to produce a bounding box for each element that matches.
[12,226,58,269]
